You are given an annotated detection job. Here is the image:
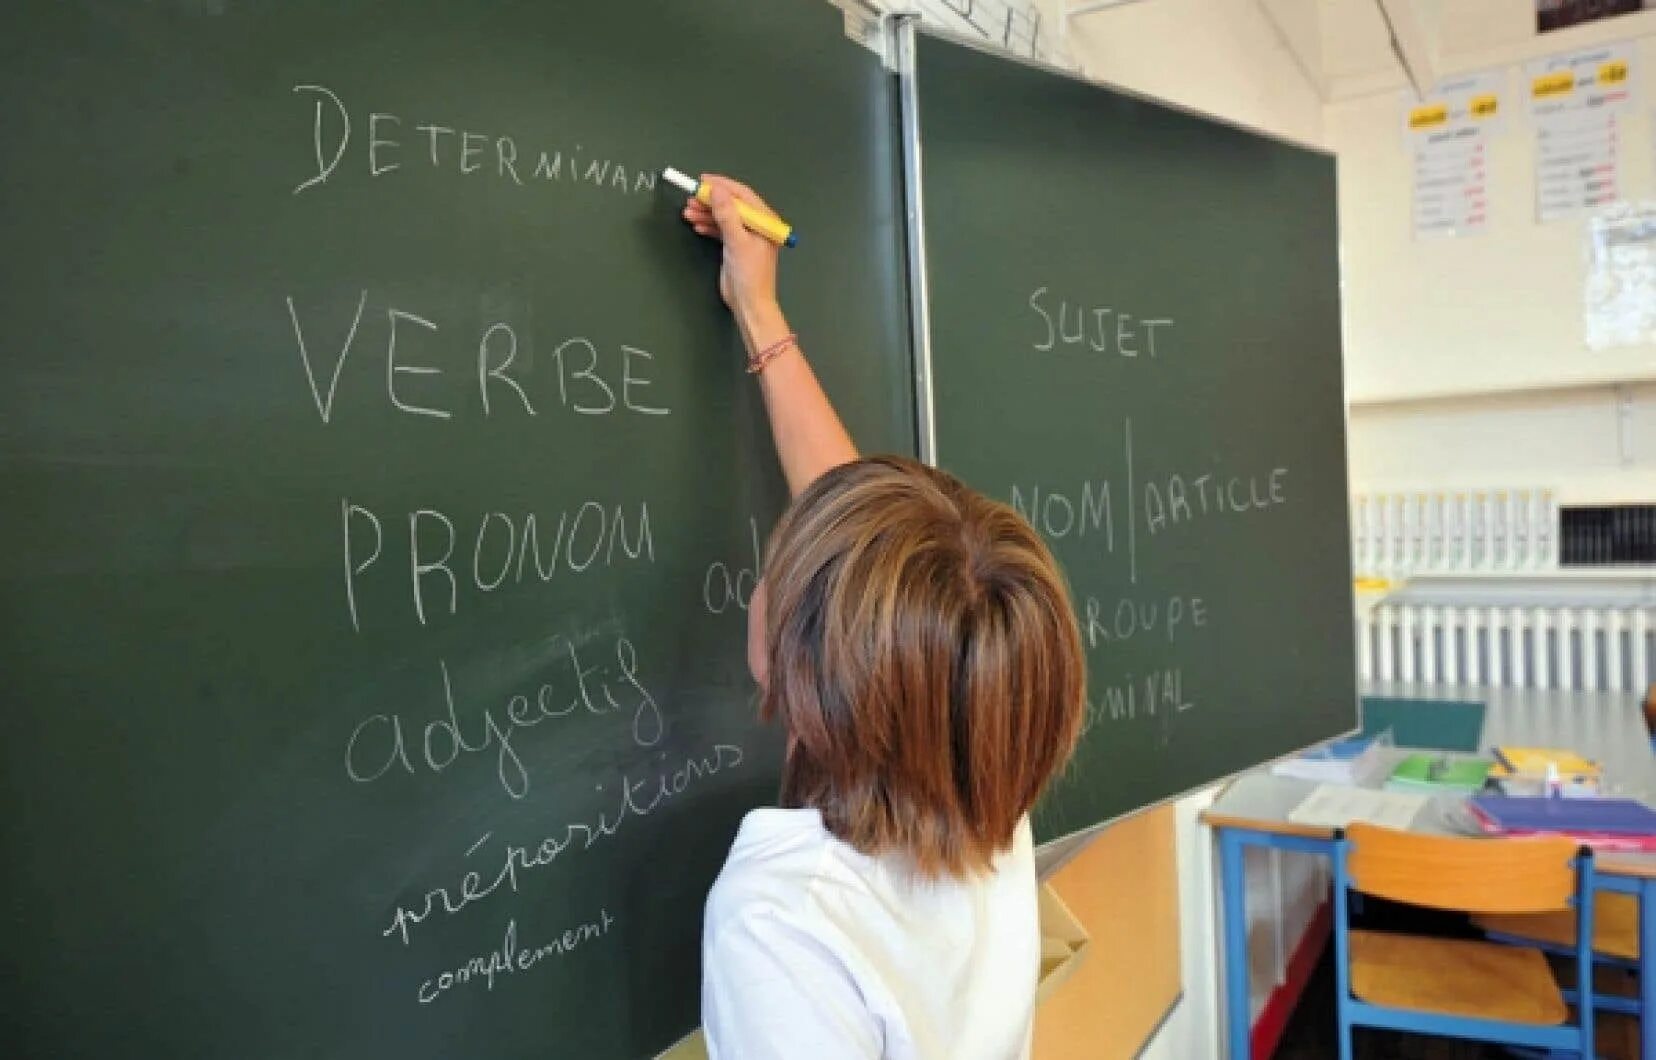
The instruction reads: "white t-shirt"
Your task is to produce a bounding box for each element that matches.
[701,807,1038,1060]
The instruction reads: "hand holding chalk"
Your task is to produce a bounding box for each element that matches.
[677,173,782,314]
[665,167,797,248]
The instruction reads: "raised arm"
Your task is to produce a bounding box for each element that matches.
[682,175,857,497]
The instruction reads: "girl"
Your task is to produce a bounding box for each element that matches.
[683,176,1086,1060]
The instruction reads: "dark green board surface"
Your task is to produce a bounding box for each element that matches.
[0,3,910,1057]
[913,31,1358,842]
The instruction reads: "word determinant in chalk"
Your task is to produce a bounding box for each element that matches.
[287,291,670,427]
[1028,287,1175,359]
[292,84,657,198]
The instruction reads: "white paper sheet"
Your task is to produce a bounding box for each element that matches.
[1287,785,1431,831]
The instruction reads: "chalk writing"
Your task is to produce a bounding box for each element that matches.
[702,517,763,614]
[415,910,616,1005]
[344,634,663,799]
[1142,466,1288,535]
[381,741,745,945]
[1080,593,1207,649]
[1081,667,1196,733]
[291,84,657,199]
[342,498,654,631]
[1009,479,1113,546]
[287,292,671,427]
[1028,287,1174,359]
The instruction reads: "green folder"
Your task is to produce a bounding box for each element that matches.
[1386,753,1494,793]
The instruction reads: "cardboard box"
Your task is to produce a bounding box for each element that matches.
[1036,880,1092,1005]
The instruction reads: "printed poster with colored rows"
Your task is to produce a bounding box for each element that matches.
[1404,70,1504,238]
[1527,43,1634,222]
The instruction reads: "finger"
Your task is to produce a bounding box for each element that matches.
[707,184,749,237]
[682,206,718,238]
[701,173,774,215]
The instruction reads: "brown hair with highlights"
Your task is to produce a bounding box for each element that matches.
[759,456,1086,877]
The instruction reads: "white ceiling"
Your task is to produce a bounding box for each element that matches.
[1256,0,1656,100]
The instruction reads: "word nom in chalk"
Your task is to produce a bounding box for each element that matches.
[382,741,745,945]
[344,634,663,800]
[416,911,616,1005]
[287,291,670,426]
[341,498,654,631]
[1081,593,1207,649]
[1028,287,1174,357]
[1142,466,1288,536]
[291,84,656,198]
[1010,479,1113,546]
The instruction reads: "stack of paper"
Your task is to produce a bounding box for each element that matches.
[1287,785,1430,830]
[1489,747,1602,797]
[1272,734,1390,786]
[1469,797,1656,853]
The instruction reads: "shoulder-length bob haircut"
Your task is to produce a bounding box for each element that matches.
[759,455,1085,877]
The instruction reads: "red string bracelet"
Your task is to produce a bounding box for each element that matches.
[747,333,798,375]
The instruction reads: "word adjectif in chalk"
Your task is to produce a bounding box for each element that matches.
[344,633,664,800]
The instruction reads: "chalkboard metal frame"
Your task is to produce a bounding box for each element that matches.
[894,15,939,466]
[898,22,1332,158]
[896,21,1361,855]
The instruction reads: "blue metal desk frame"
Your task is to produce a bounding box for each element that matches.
[1215,823,1656,1059]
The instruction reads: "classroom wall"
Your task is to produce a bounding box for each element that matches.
[1057,0,1323,145]
[1332,37,1656,406]
[1336,31,1656,503]
[1349,382,1656,502]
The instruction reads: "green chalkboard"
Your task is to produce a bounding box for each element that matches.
[0,3,909,1057]
[911,30,1357,841]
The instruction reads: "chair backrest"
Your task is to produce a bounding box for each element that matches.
[1344,823,1578,914]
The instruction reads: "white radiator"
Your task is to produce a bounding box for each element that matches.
[1358,603,1655,691]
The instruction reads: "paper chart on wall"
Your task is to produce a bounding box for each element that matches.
[1404,70,1503,238]
[1527,42,1635,222]
[1411,129,1490,238]
[1584,202,1656,350]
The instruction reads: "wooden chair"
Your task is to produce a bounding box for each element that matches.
[1333,823,1597,1059]
[1476,892,1640,963]
[1474,893,1642,1023]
